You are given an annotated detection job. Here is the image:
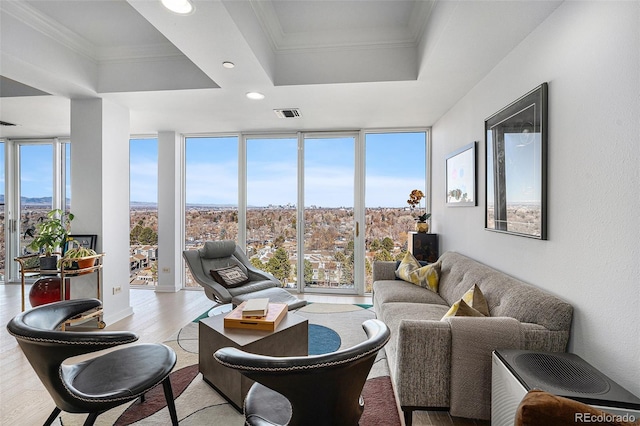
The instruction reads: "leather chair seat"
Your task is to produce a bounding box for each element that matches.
[6,299,179,426]
[244,383,292,426]
[62,343,176,411]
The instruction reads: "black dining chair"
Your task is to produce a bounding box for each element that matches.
[6,298,179,426]
[214,318,391,426]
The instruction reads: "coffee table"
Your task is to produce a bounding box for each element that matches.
[199,310,308,411]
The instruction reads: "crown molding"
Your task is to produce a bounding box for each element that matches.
[1,1,97,62]
[98,43,185,63]
[249,0,424,54]
[2,1,185,64]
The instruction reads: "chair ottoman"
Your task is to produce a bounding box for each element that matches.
[231,287,307,310]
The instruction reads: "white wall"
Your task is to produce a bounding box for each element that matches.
[71,98,133,325]
[431,1,640,395]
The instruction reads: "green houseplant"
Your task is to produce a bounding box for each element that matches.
[58,240,97,270]
[25,209,74,270]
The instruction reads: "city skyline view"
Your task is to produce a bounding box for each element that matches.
[2,133,428,290]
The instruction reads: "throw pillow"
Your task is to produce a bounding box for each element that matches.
[408,262,441,292]
[210,265,249,288]
[395,252,441,293]
[395,252,422,282]
[461,284,490,316]
[441,298,485,320]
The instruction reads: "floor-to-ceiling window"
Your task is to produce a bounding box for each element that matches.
[245,137,298,289]
[180,130,428,294]
[3,139,69,283]
[184,136,239,287]
[129,137,158,287]
[303,134,357,292]
[364,131,427,292]
[19,144,54,258]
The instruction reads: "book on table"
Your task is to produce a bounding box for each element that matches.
[224,302,288,331]
[242,297,270,318]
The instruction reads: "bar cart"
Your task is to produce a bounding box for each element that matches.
[15,253,106,330]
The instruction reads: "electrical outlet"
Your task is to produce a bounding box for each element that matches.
[162,267,170,273]
[113,286,121,295]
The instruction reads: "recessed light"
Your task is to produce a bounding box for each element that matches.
[246,92,265,100]
[222,61,235,69]
[161,0,194,15]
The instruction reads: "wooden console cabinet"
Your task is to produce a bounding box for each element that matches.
[408,232,439,263]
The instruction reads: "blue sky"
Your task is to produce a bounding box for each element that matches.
[16,133,427,208]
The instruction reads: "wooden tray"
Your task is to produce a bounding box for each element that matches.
[224,302,287,331]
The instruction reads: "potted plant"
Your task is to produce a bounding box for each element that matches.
[59,240,97,270]
[407,189,431,233]
[25,209,74,270]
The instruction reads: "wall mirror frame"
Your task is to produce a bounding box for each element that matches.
[446,141,477,206]
[485,83,548,239]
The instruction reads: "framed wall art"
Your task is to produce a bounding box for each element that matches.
[485,83,548,239]
[446,141,476,206]
[65,234,97,253]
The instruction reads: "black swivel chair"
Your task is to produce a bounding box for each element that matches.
[183,240,281,305]
[214,319,391,426]
[6,298,179,426]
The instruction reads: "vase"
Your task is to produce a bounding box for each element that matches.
[415,221,429,233]
[28,277,71,307]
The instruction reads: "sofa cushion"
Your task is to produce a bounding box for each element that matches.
[395,252,440,292]
[441,299,485,319]
[210,265,250,288]
[373,279,449,306]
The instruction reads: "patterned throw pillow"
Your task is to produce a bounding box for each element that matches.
[441,299,485,320]
[461,284,490,316]
[210,265,249,288]
[395,252,441,293]
[395,252,422,281]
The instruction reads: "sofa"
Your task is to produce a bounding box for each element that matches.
[372,251,573,425]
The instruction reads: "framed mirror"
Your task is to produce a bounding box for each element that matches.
[485,83,548,239]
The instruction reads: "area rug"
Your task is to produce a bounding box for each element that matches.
[58,303,401,425]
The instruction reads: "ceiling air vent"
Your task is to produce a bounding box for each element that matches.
[0,120,17,126]
[274,109,302,119]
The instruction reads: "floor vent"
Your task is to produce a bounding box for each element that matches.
[274,109,302,119]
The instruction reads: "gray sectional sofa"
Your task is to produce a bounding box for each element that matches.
[372,251,573,425]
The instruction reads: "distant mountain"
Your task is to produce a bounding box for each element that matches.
[0,195,59,205]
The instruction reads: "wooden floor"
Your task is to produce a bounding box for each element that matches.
[1,284,488,426]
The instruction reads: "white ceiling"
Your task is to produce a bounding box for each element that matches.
[0,0,563,138]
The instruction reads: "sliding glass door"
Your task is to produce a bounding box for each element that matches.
[245,137,298,288]
[303,134,357,292]
[182,130,428,294]
[3,139,70,283]
[364,132,427,292]
[183,136,239,287]
[129,137,158,287]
